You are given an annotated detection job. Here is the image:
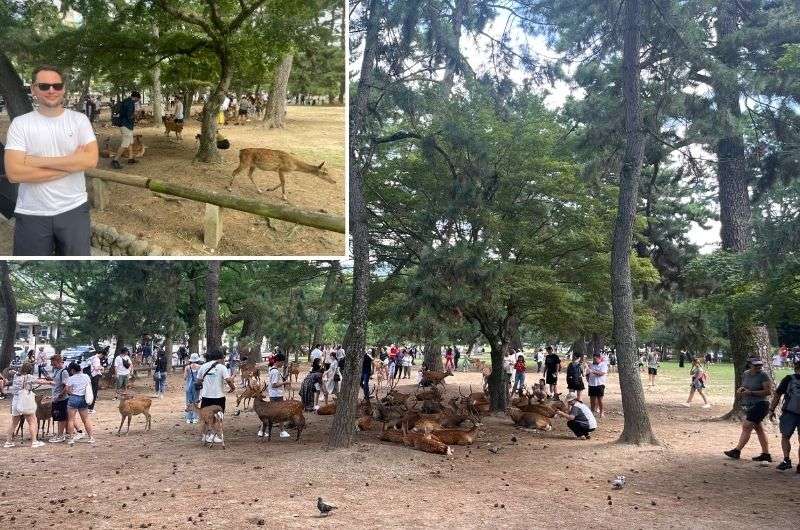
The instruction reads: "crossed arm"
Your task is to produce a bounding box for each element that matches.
[4,141,98,183]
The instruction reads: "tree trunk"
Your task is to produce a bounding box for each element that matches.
[312,261,341,346]
[187,272,202,355]
[0,261,17,371]
[611,0,658,445]
[205,260,222,353]
[423,341,443,371]
[0,52,33,120]
[152,22,163,124]
[327,0,379,450]
[196,47,233,162]
[264,53,293,128]
[339,4,346,104]
[487,339,507,411]
[183,91,193,121]
[711,2,773,418]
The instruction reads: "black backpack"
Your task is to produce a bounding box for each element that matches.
[566,362,581,386]
[111,100,123,126]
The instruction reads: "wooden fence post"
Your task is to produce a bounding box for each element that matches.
[204,204,223,248]
[88,178,108,211]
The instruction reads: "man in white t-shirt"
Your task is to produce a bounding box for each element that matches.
[114,347,133,393]
[198,350,235,411]
[3,65,98,255]
[310,344,323,364]
[586,352,609,418]
[264,352,291,439]
[172,96,184,123]
[555,392,598,439]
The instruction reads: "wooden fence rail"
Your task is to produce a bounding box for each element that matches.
[86,169,345,248]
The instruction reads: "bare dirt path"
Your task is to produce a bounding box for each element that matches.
[0,105,345,256]
[0,364,797,529]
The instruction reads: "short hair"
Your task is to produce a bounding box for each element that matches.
[32,64,65,84]
[274,352,286,362]
[131,91,141,99]
[67,362,81,374]
[20,362,33,375]
[51,354,63,364]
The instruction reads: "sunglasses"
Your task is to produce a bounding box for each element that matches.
[36,83,65,91]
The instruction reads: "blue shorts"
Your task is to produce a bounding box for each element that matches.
[779,410,800,437]
[67,394,88,410]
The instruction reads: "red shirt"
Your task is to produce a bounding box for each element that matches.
[514,360,525,373]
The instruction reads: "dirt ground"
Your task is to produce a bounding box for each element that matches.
[0,364,797,530]
[0,105,345,256]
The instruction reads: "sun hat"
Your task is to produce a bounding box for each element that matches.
[566,392,578,402]
[189,353,202,363]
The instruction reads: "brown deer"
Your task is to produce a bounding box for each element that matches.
[228,148,334,200]
[162,115,183,140]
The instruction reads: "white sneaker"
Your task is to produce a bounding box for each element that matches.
[212,435,223,443]
[201,434,209,442]
[186,419,192,424]
[3,441,15,448]
[49,435,65,443]
[31,441,45,448]
[87,437,96,444]
[702,403,711,409]
[313,405,320,411]
[279,430,290,438]
[257,430,264,437]
[88,409,96,414]
[73,432,85,442]
[681,403,691,407]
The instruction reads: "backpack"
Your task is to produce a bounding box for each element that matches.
[195,361,220,392]
[784,375,800,415]
[566,362,581,386]
[111,100,123,126]
[122,356,131,369]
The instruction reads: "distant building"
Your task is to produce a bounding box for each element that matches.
[15,313,58,346]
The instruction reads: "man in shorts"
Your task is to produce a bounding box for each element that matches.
[114,347,132,393]
[265,353,291,439]
[586,351,608,418]
[111,91,140,169]
[724,357,773,461]
[769,359,800,473]
[47,354,70,442]
[3,65,98,256]
[543,345,561,396]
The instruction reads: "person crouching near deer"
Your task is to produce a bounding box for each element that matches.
[553,392,597,440]
[264,353,292,439]
[197,349,235,444]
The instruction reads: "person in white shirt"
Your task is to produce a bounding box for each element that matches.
[264,353,291,439]
[172,96,184,123]
[310,344,323,364]
[337,345,345,362]
[504,351,516,396]
[3,64,98,255]
[65,361,95,445]
[586,352,609,418]
[86,350,105,413]
[218,95,230,125]
[35,346,47,377]
[114,348,133,393]
[197,350,235,444]
[324,351,340,395]
[554,392,597,439]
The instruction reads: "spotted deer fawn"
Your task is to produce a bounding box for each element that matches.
[228,148,334,200]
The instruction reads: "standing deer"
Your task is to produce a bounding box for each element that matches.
[228,148,334,200]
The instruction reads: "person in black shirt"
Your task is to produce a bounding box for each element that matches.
[769,360,800,472]
[543,345,562,396]
[111,91,140,169]
[361,349,374,399]
[153,348,168,398]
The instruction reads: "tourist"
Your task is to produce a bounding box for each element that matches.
[536,349,544,373]
[35,346,47,378]
[114,347,132,394]
[172,95,184,125]
[554,392,597,440]
[647,350,660,388]
[237,95,252,125]
[543,345,561,396]
[65,361,95,445]
[724,357,773,462]
[141,336,153,365]
[453,347,461,372]
[769,359,800,473]
[153,347,168,398]
[586,351,608,418]
[300,363,326,412]
[684,357,711,408]
[47,354,69,442]
[184,353,202,424]
[510,354,526,396]
[444,347,454,371]
[609,351,617,372]
[111,90,140,169]
[566,353,586,401]
[361,348,374,398]
[265,353,291,438]
[402,348,413,379]
[325,350,340,396]
[4,363,49,448]
[504,350,516,396]
[198,349,235,443]
[310,344,324,364]
[86,348,105,413]
[27,349,35,364]
[531,378,548,401]
[4,65,98,255]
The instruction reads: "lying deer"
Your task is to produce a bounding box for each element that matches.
[228,148,334,200]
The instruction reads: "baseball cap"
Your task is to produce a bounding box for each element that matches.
[748,357,764,366]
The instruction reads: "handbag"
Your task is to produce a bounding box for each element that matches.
[18,377,37,415]
[194,361,220,392]
[84,376,95,405]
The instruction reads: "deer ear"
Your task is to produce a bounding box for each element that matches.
[318,161,325,169]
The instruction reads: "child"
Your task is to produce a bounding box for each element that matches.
[531,379,548,401]
[417,363,430,387]
[512,355,526,396]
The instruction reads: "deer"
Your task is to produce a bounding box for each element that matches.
[316,402,336,415]
[162,115,183,140]
[227,148,334,200]
[288,361,300,382]
[430,425,480,446]
[236,381,266,410]
[239,363,260,388]
[197,404,225,449]
[401,424,453,455]
[414,386,442,402]
[506,407,552,430]
[14,393,52,440]
[422,369,453,388]
[252,395,306,441]
[117,392,153,435]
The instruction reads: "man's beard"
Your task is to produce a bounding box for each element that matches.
[37,95,64,108]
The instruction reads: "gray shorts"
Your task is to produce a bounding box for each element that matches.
[779,410,800,437]
[116,375,129,389]
[13,201,90,256]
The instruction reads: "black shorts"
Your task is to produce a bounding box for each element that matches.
[14,201,91,256]
[545,372,558,385]
[744,401,769,424]
[648,367,658,375]
[588,385,605,397]
[200,397,226,413]
[238,109,248,116]
[567,381,585,391]
[52,399,68,422]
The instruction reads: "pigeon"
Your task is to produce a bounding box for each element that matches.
[611,475,626,489]
[317,497,337,516]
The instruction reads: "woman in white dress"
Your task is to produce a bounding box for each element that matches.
[324,351,340,398]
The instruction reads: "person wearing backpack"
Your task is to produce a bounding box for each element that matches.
[3,362,50,448]
[110,90,140,169]
[114,347,133,394]
[566,354,586,401]
[769,359,800,473]
[183,353,203,424]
